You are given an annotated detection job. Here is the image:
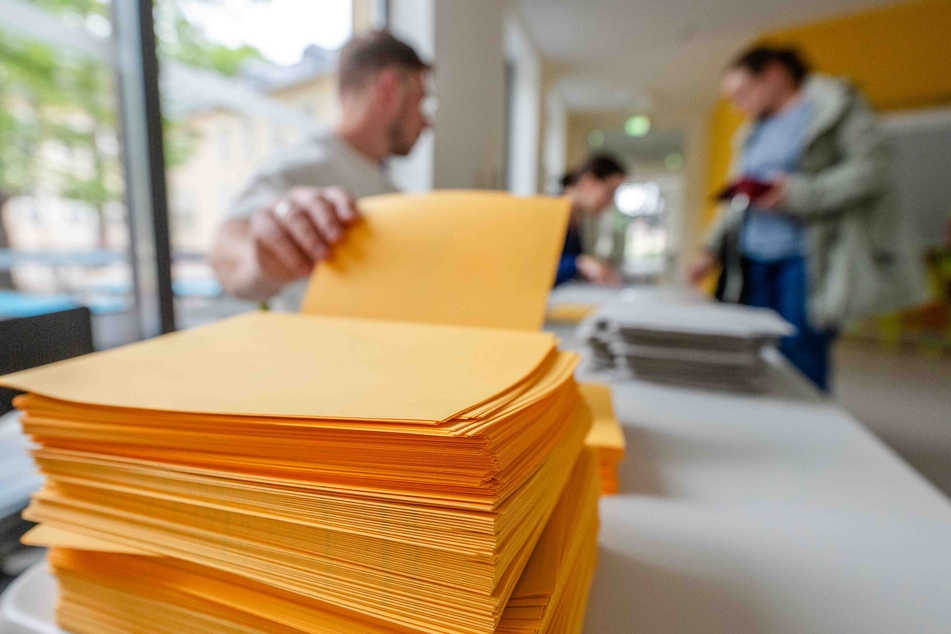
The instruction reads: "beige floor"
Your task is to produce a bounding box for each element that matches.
[834,339,951,498]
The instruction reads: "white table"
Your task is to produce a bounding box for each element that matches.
[4,284,951,633]
[0,565,58,634]
[556,284,951,633]
[0,411,42,522]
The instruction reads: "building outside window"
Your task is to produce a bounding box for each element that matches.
[0,0,354,340]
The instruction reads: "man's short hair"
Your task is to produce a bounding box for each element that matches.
[730,44,811,86]
[338,31,431,94]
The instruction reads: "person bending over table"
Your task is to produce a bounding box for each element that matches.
[555,154,627,287]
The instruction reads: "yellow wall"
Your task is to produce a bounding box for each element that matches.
[703,0,951,229]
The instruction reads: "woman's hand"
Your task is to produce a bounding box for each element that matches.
[577,255,622,286]
[688,251,719,287]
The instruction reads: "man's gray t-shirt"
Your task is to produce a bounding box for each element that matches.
[228,130,398,311]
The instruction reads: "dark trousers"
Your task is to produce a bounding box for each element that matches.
[741,256,835,391]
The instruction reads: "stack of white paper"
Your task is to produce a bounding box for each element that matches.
[581,301,794,392]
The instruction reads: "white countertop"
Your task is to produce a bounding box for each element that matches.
[4,285,951,633]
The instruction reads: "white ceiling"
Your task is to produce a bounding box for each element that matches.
[517,0,903,115]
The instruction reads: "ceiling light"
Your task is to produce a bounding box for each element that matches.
[624,116,650,137]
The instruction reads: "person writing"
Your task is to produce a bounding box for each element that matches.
[690,45,926,390]
[210,31,431,310]
[556,155,627,286]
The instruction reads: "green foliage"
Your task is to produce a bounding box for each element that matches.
[156,0,265,77]
[0,33,67,196]
[163,116,200,169]
[0,0,264,225]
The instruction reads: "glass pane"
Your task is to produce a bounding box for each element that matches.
[155,0,353,328]
[0,0,138,349]
[616,180,672,281]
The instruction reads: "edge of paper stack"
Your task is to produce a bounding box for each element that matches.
[2,311,601,634]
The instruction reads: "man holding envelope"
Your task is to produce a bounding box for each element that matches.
[691,45,925,390]
[210,31,431,310]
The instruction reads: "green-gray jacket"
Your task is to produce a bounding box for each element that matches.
[706,75,929,329]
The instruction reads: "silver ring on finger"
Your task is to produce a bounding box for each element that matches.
[274,198,293,219]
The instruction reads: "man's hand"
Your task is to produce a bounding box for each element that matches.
[755,174,791,211]
[211,187,360,301]
[688,250,719,287]
[577,255,622,286]
[249,187,360,284]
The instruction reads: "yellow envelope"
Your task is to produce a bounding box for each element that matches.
[545,303,597,324]
[0,312,556,423]
[301,191,571,331]
[22,525,150,555]
[581,383,625,454]
[580,383,626,494]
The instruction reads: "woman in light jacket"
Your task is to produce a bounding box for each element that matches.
[690,45,926,390]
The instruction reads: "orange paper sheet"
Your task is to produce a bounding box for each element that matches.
[580,383,626,494]
[301,191,571,331]
[0,312,556,423]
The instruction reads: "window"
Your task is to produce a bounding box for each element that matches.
[0,0,356,342]
[0,1,138,348]
[216,120,233,163]
[156,0,353,328]
[242,117,257,157]
[613,179,681,280]
[271,122,286,150]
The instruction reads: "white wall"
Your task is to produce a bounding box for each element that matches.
[387,0,435,192]
[431,0,506,189]
[883,107,951,249]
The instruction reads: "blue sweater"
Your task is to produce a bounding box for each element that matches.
[741,98,812,261]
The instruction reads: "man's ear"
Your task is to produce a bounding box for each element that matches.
[374,68,401,107]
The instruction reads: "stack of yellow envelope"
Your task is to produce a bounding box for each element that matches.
[580,383,626,495]
[2,311,596,634]
[26,448,599,634]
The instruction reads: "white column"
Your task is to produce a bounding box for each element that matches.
[542,88,568,194]
[351,0,389,33]
[388,0,506,191]
[505,12,542,195]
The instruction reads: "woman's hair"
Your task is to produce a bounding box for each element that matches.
[560,154,627,190]
[729,44,811,86]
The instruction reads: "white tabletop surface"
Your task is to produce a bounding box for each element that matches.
[560,284,951,633]
[4,284,951,633]
[0,411,42,521]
